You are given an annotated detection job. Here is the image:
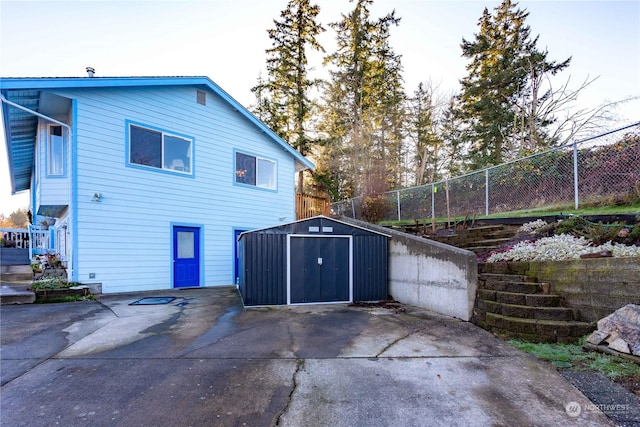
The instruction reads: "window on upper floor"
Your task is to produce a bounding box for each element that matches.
[128,123,193,175]
[235,151,276,190]
[48,125,65,176]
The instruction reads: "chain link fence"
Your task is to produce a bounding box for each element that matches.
[332,122,640,221]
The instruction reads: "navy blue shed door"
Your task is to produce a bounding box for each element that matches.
[173,226,200,288]
[289,237,350,303]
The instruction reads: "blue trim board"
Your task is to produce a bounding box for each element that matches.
[71,99,78,282]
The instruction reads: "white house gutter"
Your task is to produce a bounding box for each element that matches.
[1,94,75,281]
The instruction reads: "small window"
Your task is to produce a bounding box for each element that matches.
[129,123,192,174]
[48,125,65,176]
[235,151,276,190]
[196,90,206,106]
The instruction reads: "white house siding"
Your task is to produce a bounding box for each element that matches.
[54,86,297,293]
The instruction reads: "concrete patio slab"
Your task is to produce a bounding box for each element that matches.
[0,287,613,426]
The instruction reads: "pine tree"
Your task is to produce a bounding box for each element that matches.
[458,0,570,170]
[251,0,325,193]
[319,0,403,198]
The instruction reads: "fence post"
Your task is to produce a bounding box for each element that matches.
[485,169,489,216]
[431,183,435,221]
[573,142,579,209]
[396,190,401,221]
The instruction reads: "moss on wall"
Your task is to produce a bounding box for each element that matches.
[481,257,640,322]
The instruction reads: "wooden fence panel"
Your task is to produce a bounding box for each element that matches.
[296,194,331,220]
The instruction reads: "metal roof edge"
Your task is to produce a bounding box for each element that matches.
[238,215,392,239]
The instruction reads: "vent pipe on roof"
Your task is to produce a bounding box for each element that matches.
[86,67,95,77]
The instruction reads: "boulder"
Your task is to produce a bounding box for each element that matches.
[595,304,640,355]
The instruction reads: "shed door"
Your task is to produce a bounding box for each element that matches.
[289,236,350,304]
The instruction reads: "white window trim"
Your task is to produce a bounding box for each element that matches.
[47,124,65,177]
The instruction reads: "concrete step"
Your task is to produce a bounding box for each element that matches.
[478,280,548,295]
[467,225,506,233]
[483,313,595,343]
[484,229,519,239]
[1,264,32,274]
[466,245,499,254]
[461,237,513,248]
[479,273,531,283]
[0,284,35,305]
[1,265,33,282]
[477,290,562,307]
[477,300,578,321]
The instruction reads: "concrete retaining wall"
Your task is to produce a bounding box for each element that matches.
[481,257,640,322]
[342,218,478,321]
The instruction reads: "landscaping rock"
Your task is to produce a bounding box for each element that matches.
[608,337,631,354]
[586,330,609,345]
[595,304,640,356]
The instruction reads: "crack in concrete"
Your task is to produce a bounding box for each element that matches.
[275,358,304,426]
[285,320,296,357]
[375,324,430,358]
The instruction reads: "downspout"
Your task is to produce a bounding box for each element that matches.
[1,94,75,280]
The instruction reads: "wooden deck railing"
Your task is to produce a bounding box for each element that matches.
[296,194,331,220]
[1,227,53,258]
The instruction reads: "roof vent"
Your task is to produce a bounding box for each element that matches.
[86,67,95,78]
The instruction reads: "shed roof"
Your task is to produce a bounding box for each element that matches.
[238,215,392,239]
[0,76,315,193]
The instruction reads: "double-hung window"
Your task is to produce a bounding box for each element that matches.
[235,151,276,190]
[48,125,65,176]
[128,123,193,174]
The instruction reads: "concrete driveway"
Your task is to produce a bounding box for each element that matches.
[0,287,611,426]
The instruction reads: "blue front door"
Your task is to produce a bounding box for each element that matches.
[173,226,200,288]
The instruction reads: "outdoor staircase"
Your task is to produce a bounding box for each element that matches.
[0,265,35,304]
[428,224,520,254]
[473,271,595,343]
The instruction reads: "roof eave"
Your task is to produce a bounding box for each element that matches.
[0,76,315,171]
[1,92,19,194]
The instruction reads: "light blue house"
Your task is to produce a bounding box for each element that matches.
[1,75,314,293]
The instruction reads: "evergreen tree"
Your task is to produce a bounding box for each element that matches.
[319,0,403,198]
[458,0,570,170]
[251,0,324,193]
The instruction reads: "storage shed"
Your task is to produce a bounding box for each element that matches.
[238,216,390,306]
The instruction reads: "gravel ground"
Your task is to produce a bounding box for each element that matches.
[561,371,640,427]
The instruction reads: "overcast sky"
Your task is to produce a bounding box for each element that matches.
[1,0,639,216]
